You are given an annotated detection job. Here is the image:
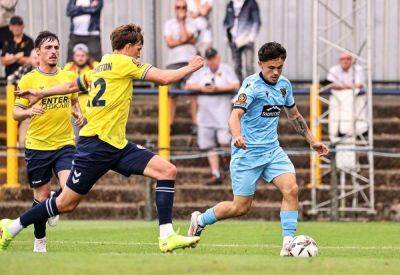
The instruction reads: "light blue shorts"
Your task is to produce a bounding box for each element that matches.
[230,147,295,196]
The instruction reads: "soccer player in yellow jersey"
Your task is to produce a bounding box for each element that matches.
[1,24,204,253]
[11,31,84,253]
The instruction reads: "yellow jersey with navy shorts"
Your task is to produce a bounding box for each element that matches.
[15,68,78,188]
[230,73,296,196]
[66,53,155,195]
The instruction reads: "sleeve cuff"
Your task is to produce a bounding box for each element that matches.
[233,106,247,112]
[141,65,153,80]
[285,103,296,109]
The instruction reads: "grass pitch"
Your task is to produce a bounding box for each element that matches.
[1,221,399,275]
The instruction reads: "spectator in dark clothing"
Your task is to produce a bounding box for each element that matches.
[1,16,34,78]
[66,0,103,61]
[224,0,261,82]
[0,0,18,50]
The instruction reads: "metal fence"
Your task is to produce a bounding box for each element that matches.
[0,0,396,81]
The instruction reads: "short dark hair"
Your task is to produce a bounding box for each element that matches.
[35,31,59,48]
[258,42,287,62]
[110,24,144,51]
[10,16,23,25]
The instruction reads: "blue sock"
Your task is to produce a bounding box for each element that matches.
[155,180,174,225]
[201,208,217,226]
[32,199,47,239]
[20,197,59,228]
[280,210,298,237]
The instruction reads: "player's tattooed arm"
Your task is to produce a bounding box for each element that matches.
[285,105,330,156]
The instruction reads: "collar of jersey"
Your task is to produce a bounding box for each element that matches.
[36,67,59,76]
[259,72,278,86]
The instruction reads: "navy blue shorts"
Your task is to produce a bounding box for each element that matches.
[66,136,155,195]
[25,145,76,188]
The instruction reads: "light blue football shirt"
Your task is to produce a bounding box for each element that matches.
[232,72,295,157]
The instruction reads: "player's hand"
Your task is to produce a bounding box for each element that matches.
[28,105,45,117]
[233,135,246,150]
[15,52,24,60]
[72,111,86,128]
[188,55,204,73]
[201,85,216,93]
[15,89,44,106]
[311,141,329,156]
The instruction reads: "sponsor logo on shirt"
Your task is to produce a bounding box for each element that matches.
[261,105,283,117]
[41,96,70,110]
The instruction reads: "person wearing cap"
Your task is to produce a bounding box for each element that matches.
[185,48,240,185]
[1,15,34,77]
[64,43,98,139]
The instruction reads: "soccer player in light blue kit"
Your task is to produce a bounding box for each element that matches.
[188,42,329,256]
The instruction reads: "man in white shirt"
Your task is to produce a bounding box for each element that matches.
[185,48,240,184]
[164,0,198,132]
[327,52,368,170]
[66,0,103,61]
[187,0,213,56]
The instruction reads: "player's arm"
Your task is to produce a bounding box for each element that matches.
[229,108,246,149]
[285,105,329,156]
[145,55,204,85]
[214,82,240,93]
[13,105,45,121]
[71,97,86,127]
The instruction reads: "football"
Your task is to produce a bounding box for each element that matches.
[289,235,319,257]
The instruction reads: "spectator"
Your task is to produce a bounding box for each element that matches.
[185,48,240,184]
[64,43,97,138]
[66,0,103,62]
[8,49,39,148]
[0,0,18,50]
[1,16,34,78]
[224,0,261,82]
[187,0,213,56]
[164,0,198,133]
[327,51,368,170]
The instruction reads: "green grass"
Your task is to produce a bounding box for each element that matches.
[1,221,399,275]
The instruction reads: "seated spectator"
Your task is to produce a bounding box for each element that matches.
[224,0,261,82]
[66,0,103,61]
[0,0,18,50]
[1,16,34,78]
[327,51,368,170]
[64,43,97,138]
[185,48,240,184]
[187,0,213,56]
[164,0,198,134]
[8,49,39,148]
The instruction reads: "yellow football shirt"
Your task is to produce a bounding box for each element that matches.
[15,68,78,150]
[77,53,152,149]
[64,61,98,117]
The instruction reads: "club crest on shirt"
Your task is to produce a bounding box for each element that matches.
[280,88,286,98]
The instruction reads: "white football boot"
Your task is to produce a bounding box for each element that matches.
[47,191,59,227]
[280,236,294,256]
[188,211,205,237]
[33,237,47,253]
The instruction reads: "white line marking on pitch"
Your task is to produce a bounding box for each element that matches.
[13,240,400,250]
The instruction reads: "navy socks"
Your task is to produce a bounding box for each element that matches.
[155,180,175,225]
[20,197,59,228]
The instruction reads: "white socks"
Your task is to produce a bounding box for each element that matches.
[159,223,174,238]
[8,218,24,237]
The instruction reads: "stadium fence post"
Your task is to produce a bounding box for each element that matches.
[158,85,170,159]
[310,84,321,188]
[5,84,19,188]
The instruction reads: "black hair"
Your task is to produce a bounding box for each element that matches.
[258,42,287,62]
[35,31,59,48]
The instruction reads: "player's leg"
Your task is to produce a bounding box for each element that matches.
[262,147,297,256]
[31,183,51,253]
[188,156,262,236]
[198,127,221,184]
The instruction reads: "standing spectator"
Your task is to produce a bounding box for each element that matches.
[327,51,368,170]
[66,0,103,62]
[64,43,97,138]
[1,16,34,78]
[185,48,240,184]
[224,0,261,82]
[0,0,18,50]
[164,0,198,133]
[8,49,39,148]
[187,0,213,56]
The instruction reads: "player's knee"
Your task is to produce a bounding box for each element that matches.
[281,183,299,198]
[161,163,177,179]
